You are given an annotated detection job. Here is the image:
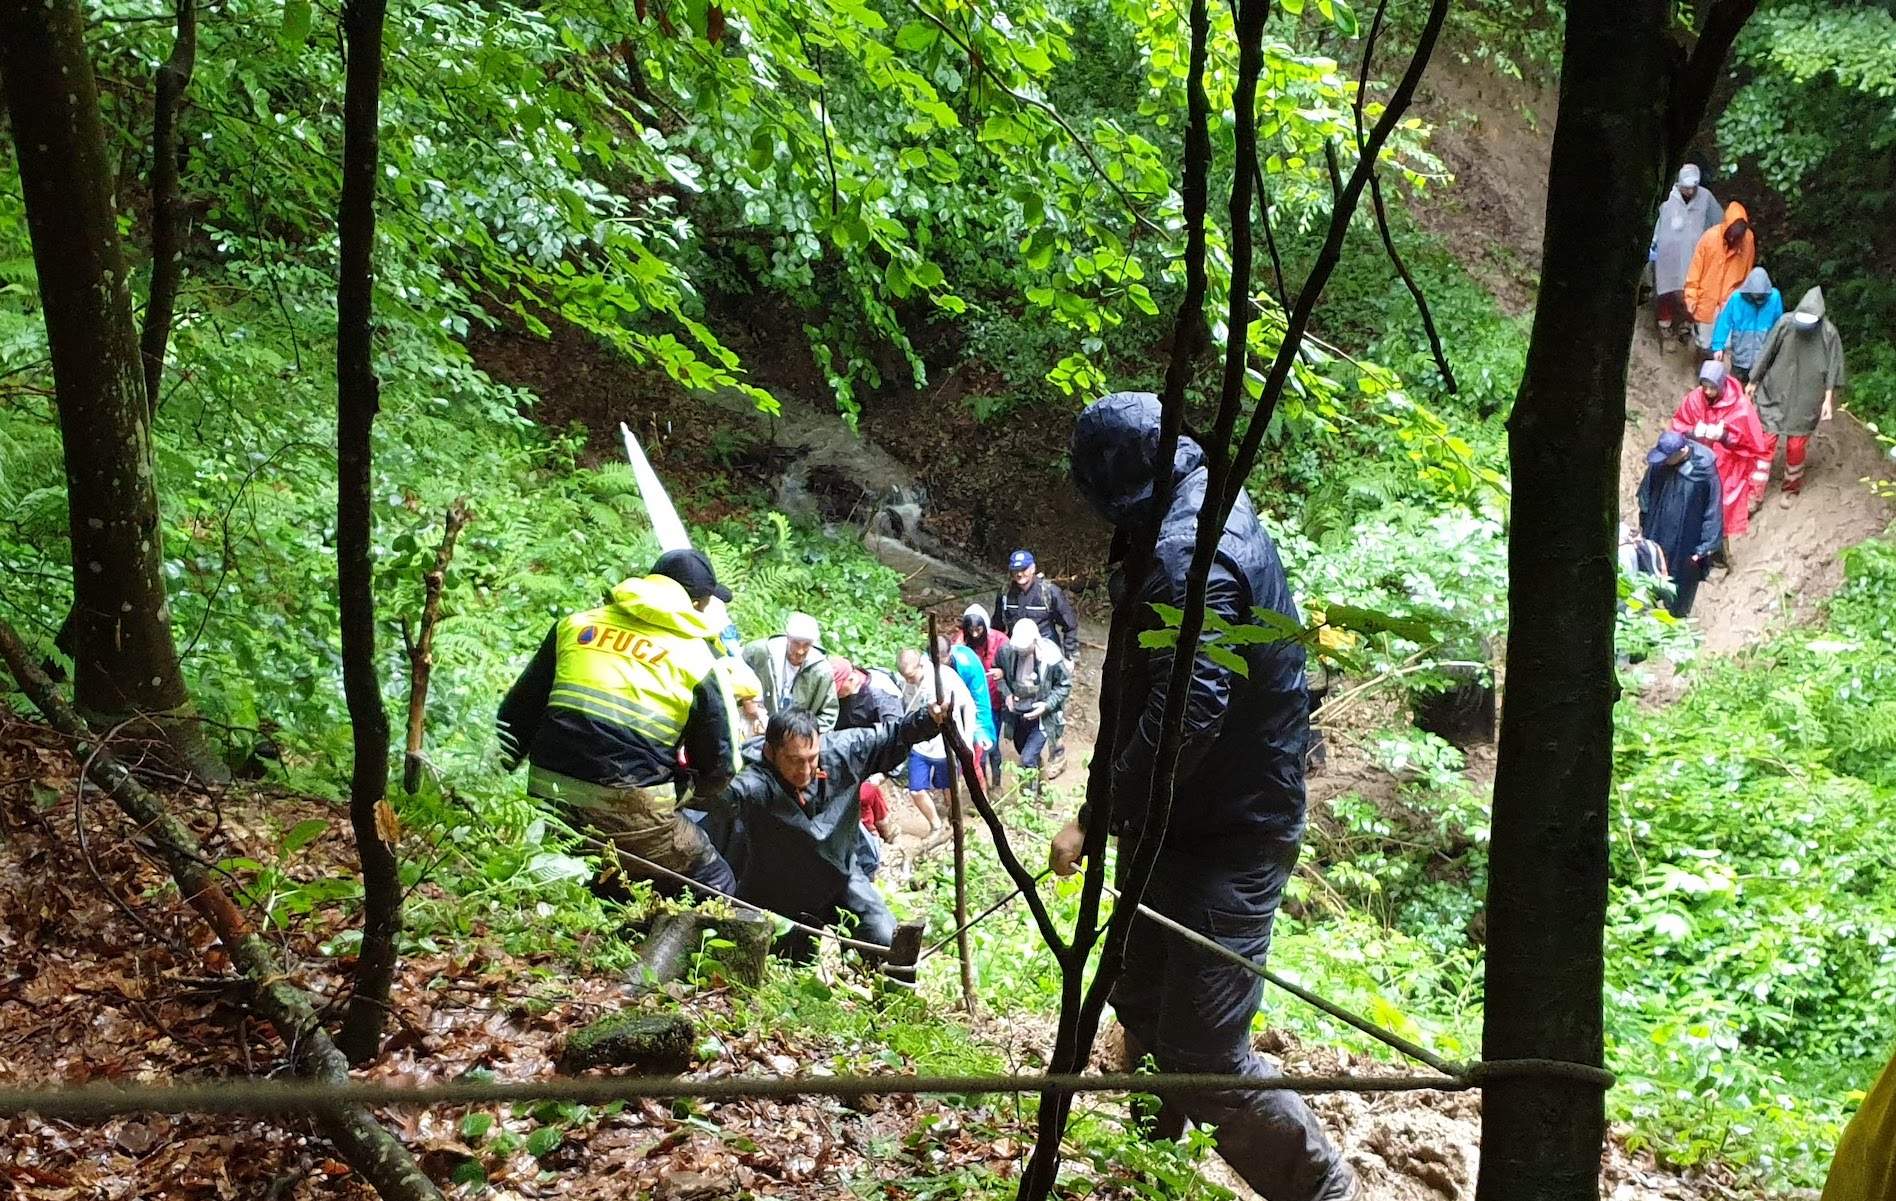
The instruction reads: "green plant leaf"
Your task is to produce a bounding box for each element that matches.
[279,0,311,49]
[280,819,329,855]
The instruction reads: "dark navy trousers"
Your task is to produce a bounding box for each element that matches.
[1112,832,1355,1201]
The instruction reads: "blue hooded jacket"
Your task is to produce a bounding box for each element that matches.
[1069,392,1308,845]
[1637,440,1723,581]
[1711,266,1785,373]
[950,644,998,744]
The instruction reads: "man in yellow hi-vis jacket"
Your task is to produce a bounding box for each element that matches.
[497,550,742,893]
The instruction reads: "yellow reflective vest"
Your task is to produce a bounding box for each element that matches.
[498,575,740,797]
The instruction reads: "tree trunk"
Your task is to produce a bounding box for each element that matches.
[0,0,220,781]
[335,0,400,1067]
[1478,4,1673,1197]
[1478,2,1756,1194]
[1478,4,1759,1191]
[140,0,197,413]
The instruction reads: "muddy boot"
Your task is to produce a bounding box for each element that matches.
[1045,746,1067,780]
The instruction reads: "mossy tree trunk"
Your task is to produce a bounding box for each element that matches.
[0,0,221,781]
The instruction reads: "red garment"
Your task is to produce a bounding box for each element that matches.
[859,779,890,834]
[1784,435,1810,494]
[952,629,1006,717]
[1671,377,1773,536]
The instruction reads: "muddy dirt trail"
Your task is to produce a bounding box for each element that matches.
[1414,55,1893,657]
[1618,326,1894,652]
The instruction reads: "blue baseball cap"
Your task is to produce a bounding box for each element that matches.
[1008,549,1036,572]
[1647,430,1688,466]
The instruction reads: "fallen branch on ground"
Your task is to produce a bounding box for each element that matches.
[0,617,442,1201]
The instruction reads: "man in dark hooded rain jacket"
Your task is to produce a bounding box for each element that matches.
[1049,391,1358,1201]
[1637,431,1724,618]
[708,703,943,955]
[1749,286,1847,505]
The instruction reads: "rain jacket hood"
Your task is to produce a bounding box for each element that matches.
[606,575,721,640]
[1652,182,1721,296]
[1070,391,1206,529]
[1753,287,1847,437]
[1684,202,1757,323]
[1711,269,1785,371]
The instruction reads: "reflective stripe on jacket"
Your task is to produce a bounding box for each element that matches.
[497,575,740,801]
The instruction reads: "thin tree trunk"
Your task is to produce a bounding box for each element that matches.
[140,0,197,413]
[0,0,221,782]
[1016,0,1215,1193]
[401,500,469,795]
[335,0,399,1067]
[0,619,443,1201]
[1477,2,1754,1196]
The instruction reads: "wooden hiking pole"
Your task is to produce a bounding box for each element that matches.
[928,613,979,1013]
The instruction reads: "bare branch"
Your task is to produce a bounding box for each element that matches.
[1351,0,1456,392]
[139,0,196,414]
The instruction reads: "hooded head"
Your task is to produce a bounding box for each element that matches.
[1740,266,1773,303]
[1678,163,1701,189]
[1010,618,1040,652]
[1069,391,1205,529]
[1698,359,1728,393]
[960,603,991,640]
[1793,286,1826,329]
[1720,201,1750,250]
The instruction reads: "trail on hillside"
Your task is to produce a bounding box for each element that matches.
[1617,326,1894,652]
[1414,57,1893,655]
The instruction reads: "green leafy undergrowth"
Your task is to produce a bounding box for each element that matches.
[1605,538,1896,1185]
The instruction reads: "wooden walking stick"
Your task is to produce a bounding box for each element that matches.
[928,613,979,1013]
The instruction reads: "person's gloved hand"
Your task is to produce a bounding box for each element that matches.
[1050,818,1086,877]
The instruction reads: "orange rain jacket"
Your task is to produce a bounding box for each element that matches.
[1683,201,1756,324]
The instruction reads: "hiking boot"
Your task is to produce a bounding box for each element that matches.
[1045,747,1067,780]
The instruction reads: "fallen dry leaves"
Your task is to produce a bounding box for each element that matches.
[0,715,1759,1201]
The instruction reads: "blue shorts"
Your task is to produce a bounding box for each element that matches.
[907,750,951,791]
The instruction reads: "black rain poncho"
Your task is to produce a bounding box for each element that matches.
[1068,392,1309,844]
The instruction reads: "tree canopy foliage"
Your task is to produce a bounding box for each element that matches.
[0,0,1892,1194]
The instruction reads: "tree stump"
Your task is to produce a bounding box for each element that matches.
[627,909,771,993]
[558,1011,695,1075]
[1410,649,1496,748]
